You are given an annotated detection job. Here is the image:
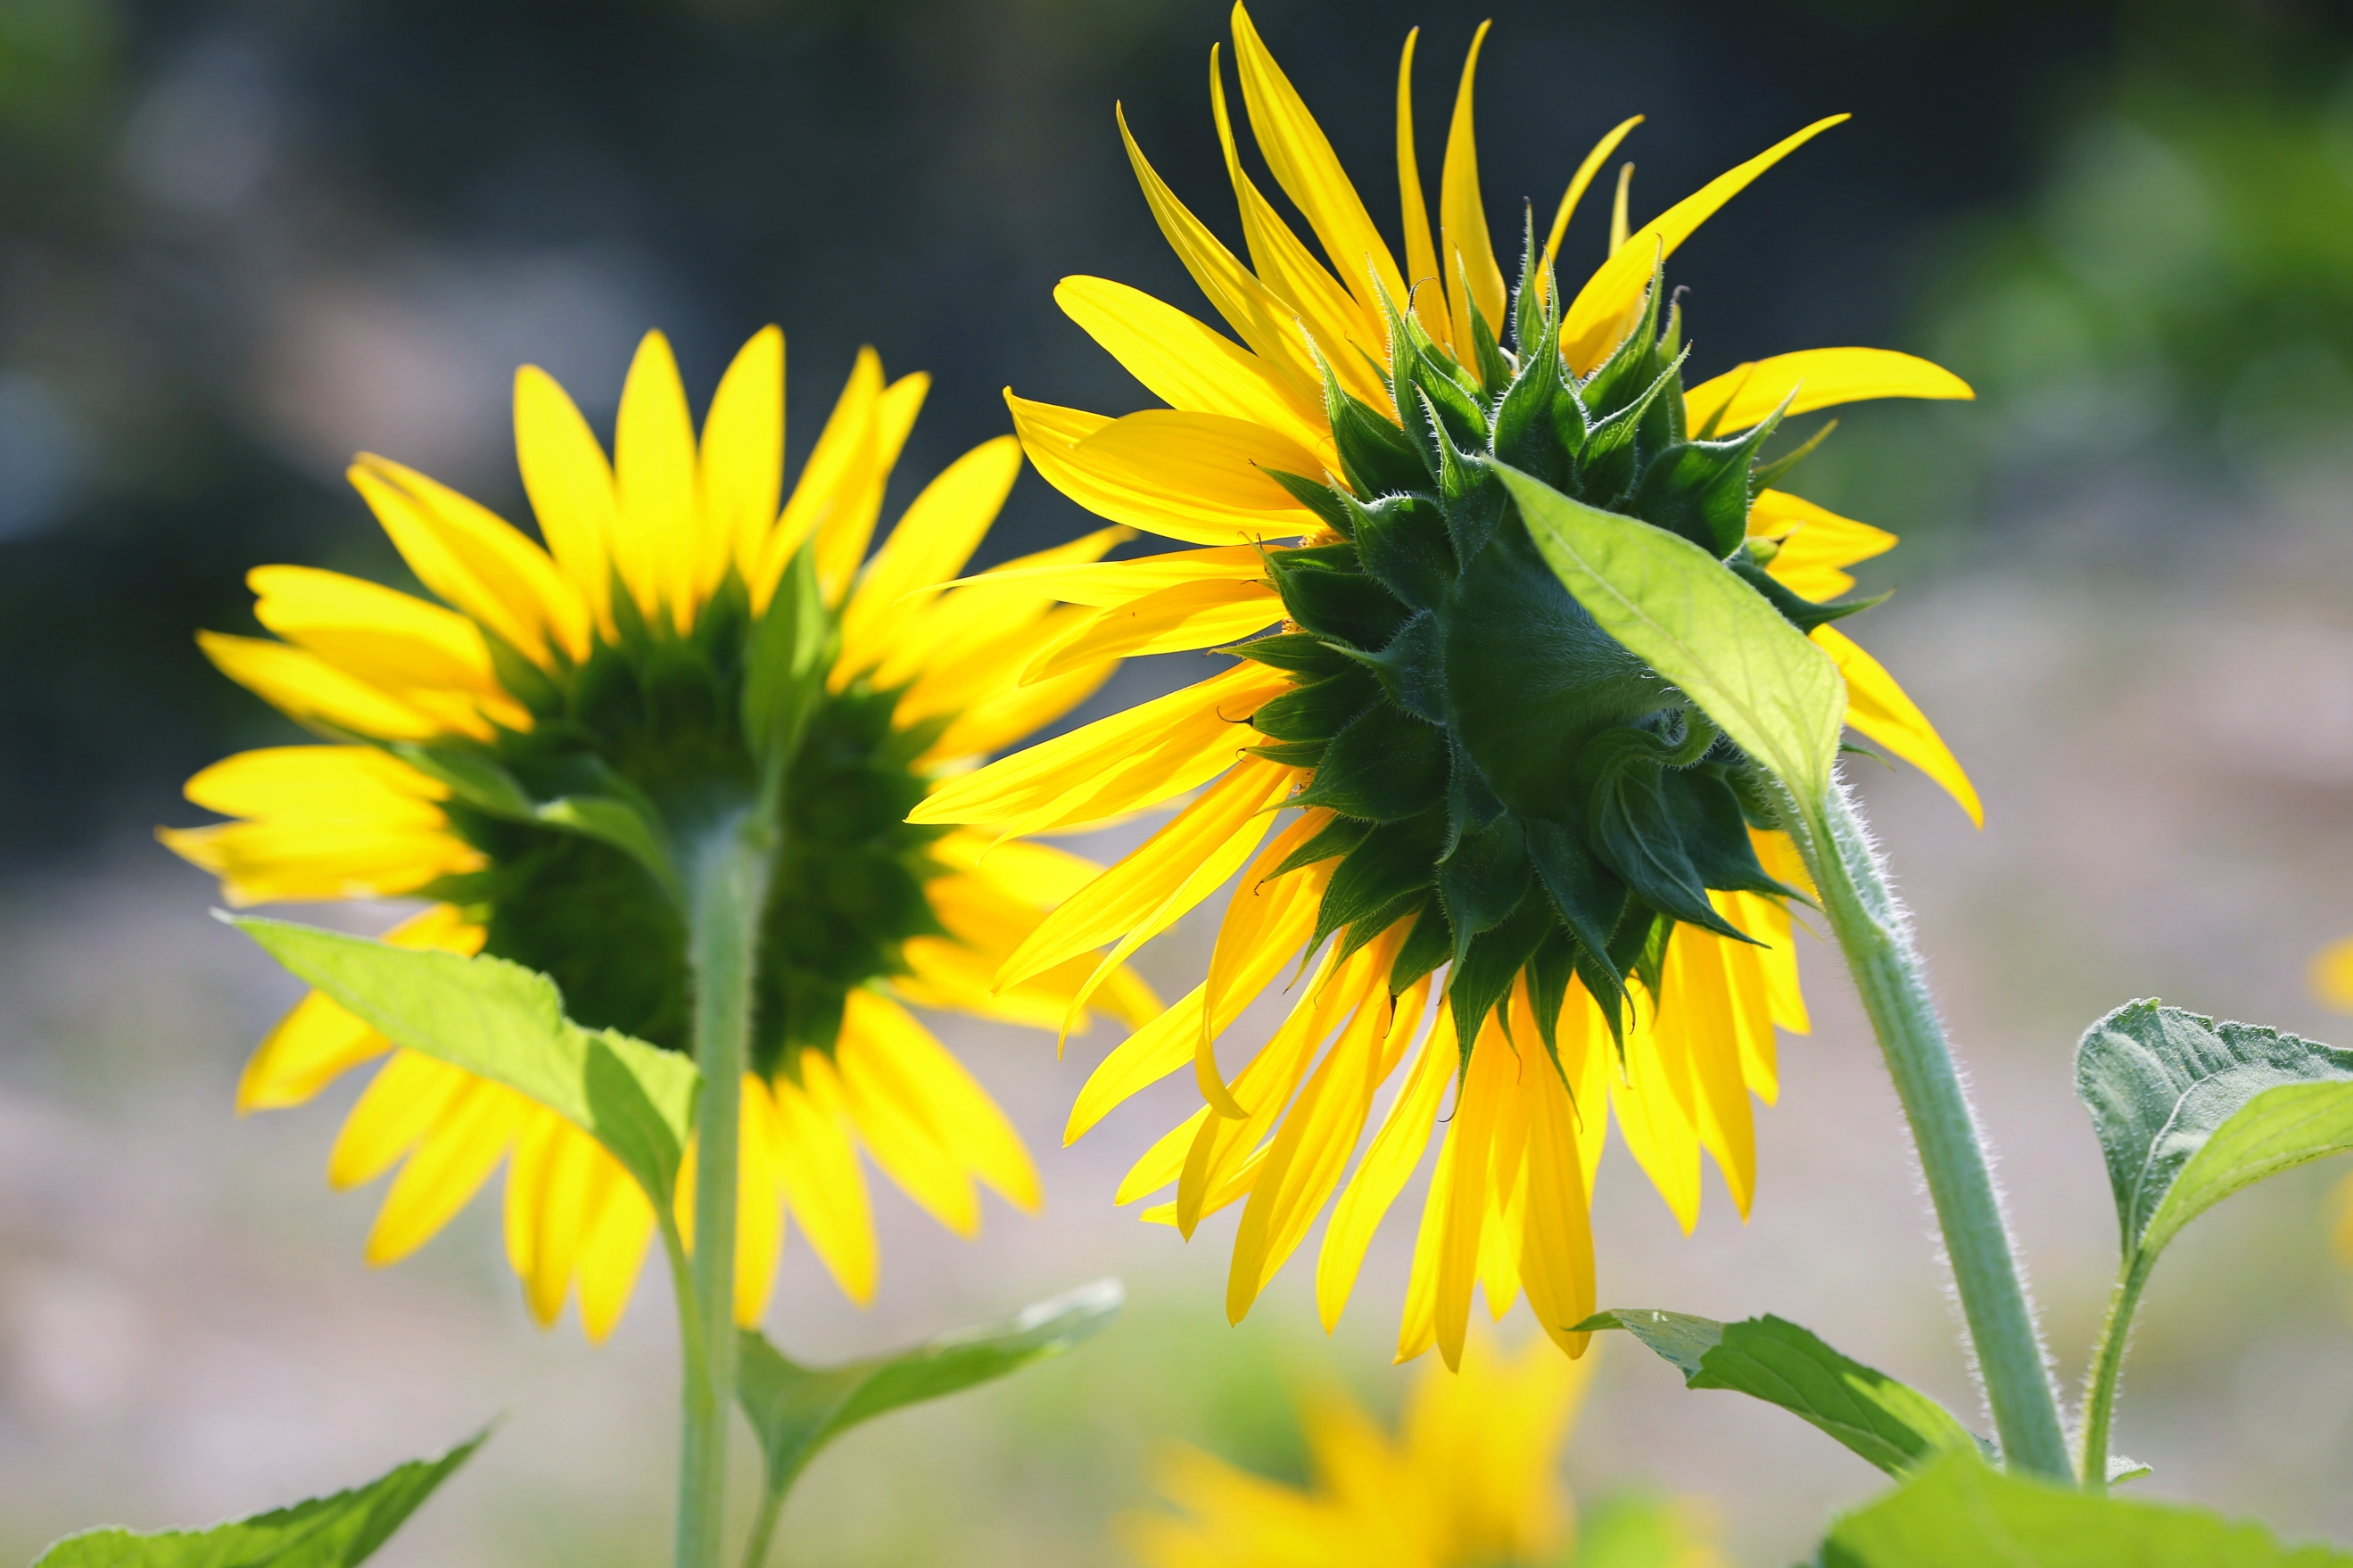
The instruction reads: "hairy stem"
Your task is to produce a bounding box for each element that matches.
[2076,1250,2153,1491]
[677,808,773,1568]
[1798,782,2073,1480]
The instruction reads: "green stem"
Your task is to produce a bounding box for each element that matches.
[677,808,773,1568]
[1798,783,2073,1481]
[739,1484,787,1568]
[2076,1249,2153,1492]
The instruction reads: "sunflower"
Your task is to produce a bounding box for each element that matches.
[162,326,1157,1340]
[1123,1334,1721,1568]
[911,4,1981,1367]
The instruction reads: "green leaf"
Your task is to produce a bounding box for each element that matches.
[737,1279,1123,1502]
[227,916,698,1209]
[2075,998,2353,1261]
[1492,460,1844,805]
[1816,1448,2353,1568]
[1577,1309,1979,1475]
[33,1425,489,1567]
[744,543,830,786]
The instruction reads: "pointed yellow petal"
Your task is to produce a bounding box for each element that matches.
[198,631,442,740]
[1437,21,1505,367]
[1230,4,1407,322]
[932,542,1268,607]
[855,991,1041,1210]
[1562,115,1850,373]
[1392,28,1445,344]
[831,998,981,1235]
[1661,925,1757,1217]
[1537,116,1645,305]
[1751,489,1895,601]
[908,662,1292,836]
[1118,104,1325,409]
[574,1173,655,1342]
[158,819,481,907]
[733,1076,788,1326]
[1010,394,1326,546]
[1609,161,1634,254]
[513,364,618,627]
[759,348,880,607]
[839,436,1023,679]
[611,330,700,627]
[521,1119,607,1325]
[247,565,524,733]
[1023,578,1284,684]
[916,661,1120,770]
[1688,347,1973,436]
[1197,815,1333,1118]
[364,1075,528,1266]
[768,1066,878,1304]
[699,326,787,600]
[997,756,1292,993]
[1813,623,1983,827]
[184,745,446,827]
[814,370,929,605]
[329,1051,468,1189]
[1053,277,1328,453]
[1608,992,1704,1234]
[1317,986,1446,1330]
[353,456,591,665]
[1519,1058,1596,1358]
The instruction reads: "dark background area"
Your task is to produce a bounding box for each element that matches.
[6,0,2334,863]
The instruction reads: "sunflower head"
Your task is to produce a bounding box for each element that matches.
[1250,236,1830,1056]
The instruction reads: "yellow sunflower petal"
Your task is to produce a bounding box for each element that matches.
[1562,115,1850,373]
[815,371,929,603]
[1118,104,1325,409]
[760,347,881,607]
[329,1050,469,1189]
[854,991,1041,1210]
[364,1075,530,1266]
[1608,994,1704,1234]
[698,326,787,601]
[353,455,591,665]
[908,662,1289,835]
[1437,21,1506,365]
[522,1118,609,1325]
[1230,4,1407,322]
[839,435,1023,679]
[1317,991,1448,1330]
[1537,115,1645,305]
[574,1174,656,1342]
[831,996,981,1236]
[918,662,1120,769]
[158,818,482,907]
[929,543,1269,607]
[1519,1054,1597,1359]
[1014,396,1327,547]
[611,330,701,628]
[1751,489,1896,601]
[1813,623,1983,827]
[1053,277,1328,454]
[735,1076,789,1327]
[1688,347,1973,438]
[184,744,446,826]
[1432,1022,1516,1370]
[1660,926,1758,1218]
[196,631,443,741]
[1025,578,1284,684]
[1392,27,1445,344]
[768,1065,879,1304]
[513,363,618,626]
[250,565,498,695]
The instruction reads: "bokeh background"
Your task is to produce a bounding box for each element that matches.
[6,0,2353,1562]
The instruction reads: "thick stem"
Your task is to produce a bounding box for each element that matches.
[2076,1250,2153,1492]
[1798,783,2073,1480]
[676,809,772,1568]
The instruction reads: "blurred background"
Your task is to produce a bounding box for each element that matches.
[6,0,2353,1562]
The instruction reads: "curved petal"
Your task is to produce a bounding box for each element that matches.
[1813,623,1983,827]
[1688,347,1973,436]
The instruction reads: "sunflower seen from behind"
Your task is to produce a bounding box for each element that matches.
[164,326,1156,1340]
[913,5,1982,1367]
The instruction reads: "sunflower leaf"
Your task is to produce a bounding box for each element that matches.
[2076,1000,2353,1265]
[1493,461,1844,807]
[737,1280,1122,1506]
[1813,1448,2353,1568]
[1576,1309,1980,1476]
[227,915,698,1208]
[32,1424,489,1567]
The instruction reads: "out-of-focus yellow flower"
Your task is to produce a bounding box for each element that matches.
[163,326,1157,1340]
[1123,1336,1722,1568]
